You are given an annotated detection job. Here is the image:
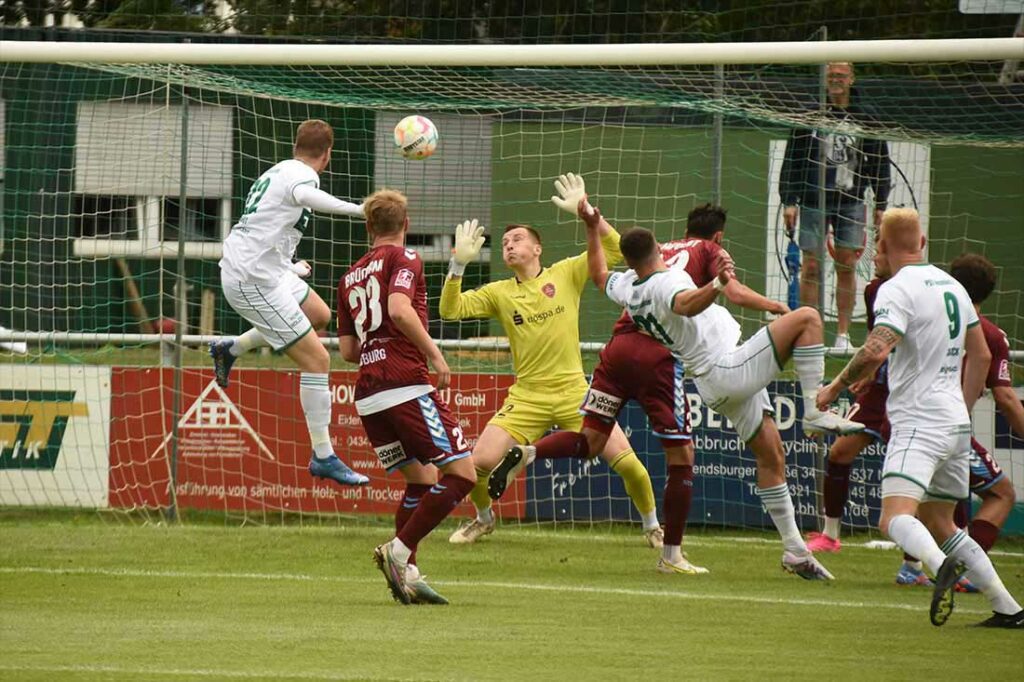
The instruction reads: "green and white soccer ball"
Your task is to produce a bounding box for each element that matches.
[393,115,439,160]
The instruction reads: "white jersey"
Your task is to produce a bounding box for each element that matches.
[873,263,979,428]
[220,159,319,285]
[605,268,741,376]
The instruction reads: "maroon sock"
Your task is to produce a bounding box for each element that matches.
[396,483,432,566]
[823,460,852,519]
[397,474,476,551]
[533,430,591,460]
[663,464,694,547]
[954,500,970,529]
[970,519,1000,553]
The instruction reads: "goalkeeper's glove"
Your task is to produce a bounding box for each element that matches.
[551,172,593,216]
[449,218,485,277]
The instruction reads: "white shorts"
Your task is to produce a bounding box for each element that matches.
[693,327,780,441]
[881,424,971,502]
[222,273,313,351]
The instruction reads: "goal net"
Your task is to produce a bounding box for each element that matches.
[1,38,1022,536]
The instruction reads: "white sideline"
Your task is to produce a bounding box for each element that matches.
[0,565,994,616]
[1,38,1022,65]
[0,663,404,681]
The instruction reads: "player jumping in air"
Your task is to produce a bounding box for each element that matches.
[581,206,861,580]
[440,174,661,547]
[489,202,789,575]
[213,119,368,487]
[817,208,1022,628]
[337,190,476,605]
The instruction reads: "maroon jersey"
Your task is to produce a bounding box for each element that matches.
[612,238,724,336]
[337,244,430,401]
[979,315,1012,389]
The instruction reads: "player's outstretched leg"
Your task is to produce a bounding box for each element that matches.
[287,333,368,486]
[489,444,536,500]
[766,308,863,435]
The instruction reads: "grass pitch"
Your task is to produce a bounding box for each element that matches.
[1,515,1022,681]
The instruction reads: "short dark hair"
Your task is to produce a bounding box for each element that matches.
[685,203,727,239]
[950,253,997,304]
[503,223,542,245]
[620,227,658,268]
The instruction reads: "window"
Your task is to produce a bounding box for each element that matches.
[74,195,139,239]
[161,197,223,243]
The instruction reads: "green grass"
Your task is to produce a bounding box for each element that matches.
[1,515,1022,681]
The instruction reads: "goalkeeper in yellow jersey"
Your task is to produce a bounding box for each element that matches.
[441,173,661,546]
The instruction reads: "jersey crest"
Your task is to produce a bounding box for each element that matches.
[542,283,556,298]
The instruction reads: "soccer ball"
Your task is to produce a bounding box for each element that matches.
[393,115,438,160]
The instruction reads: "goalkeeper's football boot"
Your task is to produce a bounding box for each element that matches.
[930,556,966,627]
[805,531,842,553]
[975,610,1024,629]
[209,339,237,388]
[803,410,865,436]
[448,517,496,544]
[644,526,665,549]
[782,551,836,581]
[657,554,709,575]
[373,542,411,605]
[309,454,369,486]
[488,445,535,500]
[895,561,934,587]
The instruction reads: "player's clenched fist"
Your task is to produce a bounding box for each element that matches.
[715,250,735,288]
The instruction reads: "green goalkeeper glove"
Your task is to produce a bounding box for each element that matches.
[449,218,485,277]
[551,172,593,216]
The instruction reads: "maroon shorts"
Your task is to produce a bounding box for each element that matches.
[359,391,471,472]
[969,437,1005,493]
[845,381,890,442]
[583,330,691,448]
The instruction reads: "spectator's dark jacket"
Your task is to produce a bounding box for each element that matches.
[779,97,892,210]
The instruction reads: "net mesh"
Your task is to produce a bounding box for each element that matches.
[1,45,1022,535]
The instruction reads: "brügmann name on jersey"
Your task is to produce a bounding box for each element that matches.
[345,259,383,287]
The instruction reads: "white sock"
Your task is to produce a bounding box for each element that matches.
[299,373,334,459]
[389,538,412,565]
[792,344,825,414]
[477,506,494,525]
[757,483,807,556]
[230,328,267,357]
[641,511,660,531]
[942,529,1022,615]
[663,544,683,563]
[887,514,945,574]
[905,559,924,572]
[405,563,421,581]
[823,516,841,540]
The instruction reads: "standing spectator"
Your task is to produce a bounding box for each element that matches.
[780,62,892,352]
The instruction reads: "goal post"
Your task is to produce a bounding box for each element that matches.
[1,37,1022,535]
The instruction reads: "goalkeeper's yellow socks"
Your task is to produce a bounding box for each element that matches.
[470,466,495,524]
[610,449,658,530]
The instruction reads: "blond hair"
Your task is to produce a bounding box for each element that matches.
[880,207,922,252]
[293,119,334,158]
[363,189,408,237]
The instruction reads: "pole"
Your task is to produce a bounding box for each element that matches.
[168,68,190,523]
[711,64,724,205]
[814,26,829,533]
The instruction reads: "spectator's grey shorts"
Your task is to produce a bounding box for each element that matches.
[798,202,866,253]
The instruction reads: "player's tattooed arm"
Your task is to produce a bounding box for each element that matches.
[817,325,901,411]
[839,325,902,387]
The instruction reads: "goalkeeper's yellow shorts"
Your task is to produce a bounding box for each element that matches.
[487,379,588,445]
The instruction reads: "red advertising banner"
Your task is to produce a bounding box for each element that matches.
[108,368,522,517]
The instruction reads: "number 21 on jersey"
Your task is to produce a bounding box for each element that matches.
[349,275,382,342]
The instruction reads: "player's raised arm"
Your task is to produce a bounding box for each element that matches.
[439,219,495,320]
[671,251,733,317]
[962,323,992,416]
[722,278,790,316]
[579,199,611,290]
[552,172,623,274]
[291,183,365,217]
